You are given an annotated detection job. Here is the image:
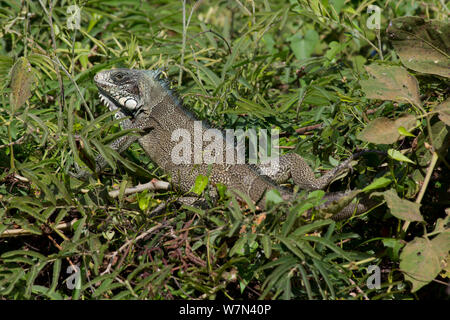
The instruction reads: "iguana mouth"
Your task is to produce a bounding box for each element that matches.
[97,89,134,120]
[98,92,118,111]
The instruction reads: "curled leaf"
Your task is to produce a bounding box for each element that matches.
[10,57,35,110]
[387,17,450,78]
[435,97,450,126]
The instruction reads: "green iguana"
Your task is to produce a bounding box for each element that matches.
[79,68,381,220]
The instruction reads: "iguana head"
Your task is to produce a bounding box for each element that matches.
[94,68,167,120]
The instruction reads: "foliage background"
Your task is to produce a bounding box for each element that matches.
[0,0,449,300]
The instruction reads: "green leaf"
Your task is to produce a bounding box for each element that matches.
[215,183,227,199]
[387,17,450,78]
[300,236,352,261]
[400,232,450,292]
[383,189,423,222]
[325,41,348,63]
[329,0,345,14]
[277,236,305,260]
[9,57,34,111]
[191,175,209,196]
[362,176,392,192]
[360,64,421,106]
[231,189,256,213]
[292,220,334,237]
[260,235,272,259]
[435,97,450,126]
[265,188,284,206]
[357,115,417,144]
[229,236,247,257]
[388,149,415,164]
[398,126,416,137]
[289,30,319,60]
[381,238,405,261]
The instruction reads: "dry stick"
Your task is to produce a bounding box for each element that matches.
[108,179,170,198]
[401,151,439,234]
[376,28,383,61]
[1,218,78,238]
[0,135,26,149]
[348,278,369,300]
[101,221,169,275]
[295,123,324,135]
[46,233,78,280]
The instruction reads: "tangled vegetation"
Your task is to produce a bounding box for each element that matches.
[0,0,449,300]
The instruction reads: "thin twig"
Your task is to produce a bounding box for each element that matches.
[401,151,438,234]
[108,179,170,198]
[101,221,169,275]
[0,135,26,149]
[0,218,78,238]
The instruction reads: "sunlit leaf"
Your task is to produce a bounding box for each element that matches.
[387,17,450,78]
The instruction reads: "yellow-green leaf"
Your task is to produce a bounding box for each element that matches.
[383,189,423,222]
[360,64,421,106]
[387,17,450,78]
[357,115,417,144]
[388,149,415,164]
[10,57,34,111]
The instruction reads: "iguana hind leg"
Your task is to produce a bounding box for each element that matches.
[257,153,353,190]
[257,150,385,191]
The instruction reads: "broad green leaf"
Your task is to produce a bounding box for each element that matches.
[265,188,284,206]
[292,219,334,237]
[137,191,150,211]
[191,175,208,195]
[289,30,319,60]
[362,176,392,192]
[383,189,423,222]
[360,64,421,106]
[329,0,345,14]
[10,57,35,111]
[398,126,416,137]
[388,149,415,164]
[382,238,405,261]
[400,232,450,292]
[387,17,450,78]
[430,231,450,259]
[357,115,417,144]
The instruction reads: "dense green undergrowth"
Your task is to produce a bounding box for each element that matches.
[0,0,449,300]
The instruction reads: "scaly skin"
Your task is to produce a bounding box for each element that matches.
[86,68,380,220]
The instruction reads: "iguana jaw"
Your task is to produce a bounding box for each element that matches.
[94,70,143,119]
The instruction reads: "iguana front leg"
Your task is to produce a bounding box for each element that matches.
[72,115,154,179]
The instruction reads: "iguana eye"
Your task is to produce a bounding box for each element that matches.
[112,72,126,81]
